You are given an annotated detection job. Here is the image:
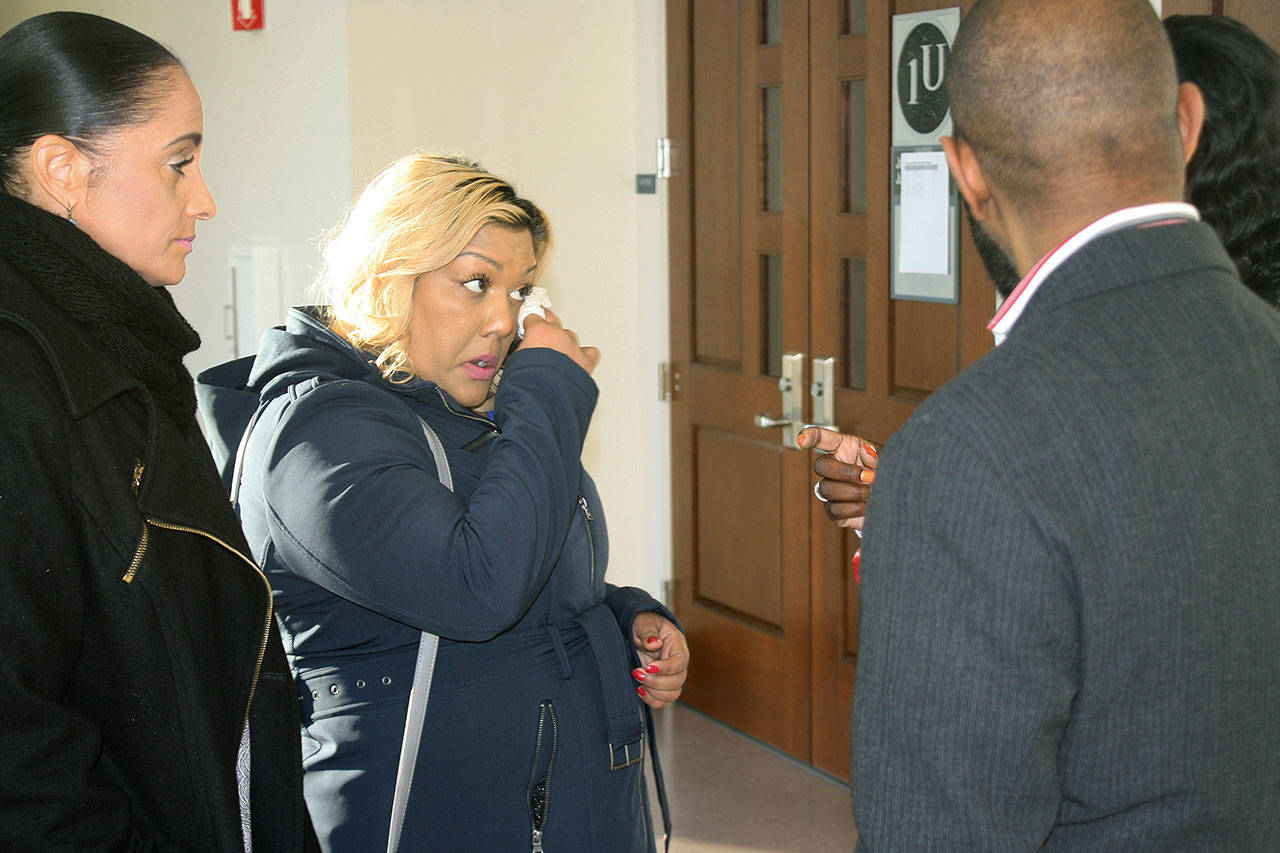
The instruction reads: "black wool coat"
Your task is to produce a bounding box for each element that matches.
[0,258,316,851]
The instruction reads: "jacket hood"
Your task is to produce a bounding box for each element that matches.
[196,306,393,490]
[196,306,503,492]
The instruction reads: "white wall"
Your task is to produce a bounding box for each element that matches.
[1,1,352,376]
[347,0,671,594]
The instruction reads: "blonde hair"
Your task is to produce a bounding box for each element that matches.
[315,153,551,381]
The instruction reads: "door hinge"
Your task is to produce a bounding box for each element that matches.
[658,362,681,401]
[656,137,672,179]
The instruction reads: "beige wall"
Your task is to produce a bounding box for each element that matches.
[3,2,672,595]
[347,0,671,594]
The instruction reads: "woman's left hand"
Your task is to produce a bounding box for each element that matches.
[630,612,689,709]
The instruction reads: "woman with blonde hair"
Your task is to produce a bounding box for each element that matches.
[198,153,687,851]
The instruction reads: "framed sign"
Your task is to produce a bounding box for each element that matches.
[891,8,960,148]
[891,8,960,303]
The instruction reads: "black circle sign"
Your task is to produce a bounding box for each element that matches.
[897,23,951,135]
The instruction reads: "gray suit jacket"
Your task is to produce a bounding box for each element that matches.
[852,220,1280,850]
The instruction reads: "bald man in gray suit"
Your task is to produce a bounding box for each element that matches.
[850,0,1280,848]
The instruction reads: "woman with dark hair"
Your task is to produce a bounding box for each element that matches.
[198,153,688,851]
[0,12,313,849]
[1166,14,1280,308]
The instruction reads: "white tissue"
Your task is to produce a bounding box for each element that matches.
[517,286,552,339]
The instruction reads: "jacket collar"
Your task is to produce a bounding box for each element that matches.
[0,259,252,550]
[0,258,139,419]
[1010,219,1236,339]
[278,307,499,438]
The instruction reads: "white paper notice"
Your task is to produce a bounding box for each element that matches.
[897,151,950,276]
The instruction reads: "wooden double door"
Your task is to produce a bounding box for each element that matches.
[665,0,990,780]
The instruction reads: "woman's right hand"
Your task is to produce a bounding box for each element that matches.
[521,310,601,375]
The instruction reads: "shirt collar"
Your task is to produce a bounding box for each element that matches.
[987,202,1200,345]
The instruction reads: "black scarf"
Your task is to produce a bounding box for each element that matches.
[0,194,201,430]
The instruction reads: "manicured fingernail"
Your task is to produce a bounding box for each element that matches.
[859,469,875,483]
[863,443,878,458]
[852,549,862,584]
[645,663,660,673]
[637,686,647,697]
[632,668,646,681]
[647,636,661,644]
[796,434,806,448]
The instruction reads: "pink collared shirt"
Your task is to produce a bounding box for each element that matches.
[987,203,1200,345]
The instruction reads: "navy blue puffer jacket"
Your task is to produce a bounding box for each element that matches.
[197,307,669,852]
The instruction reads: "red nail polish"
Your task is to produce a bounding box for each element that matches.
[645,664,660,674]
[852,549,861,584]
[632,668,646,681]
[637,686,647,697]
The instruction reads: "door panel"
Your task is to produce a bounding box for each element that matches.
[668,0,813,759]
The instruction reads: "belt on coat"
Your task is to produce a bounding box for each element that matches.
[295,648,416,719]
[573,604,645,770]
[295,608,644,766]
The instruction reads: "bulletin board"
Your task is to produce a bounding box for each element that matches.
[891,146,959,303]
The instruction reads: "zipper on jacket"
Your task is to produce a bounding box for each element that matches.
[122,523,150,583]
[126,517,275,732]
[577,495,596,590]
[123,460,150,583]
[434,386,500,432]
[527,699,559,853]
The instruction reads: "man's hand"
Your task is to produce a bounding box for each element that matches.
[798,427,880,530]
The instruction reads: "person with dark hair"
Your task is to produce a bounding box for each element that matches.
[0,12,314,849]
[845,0,1280,847]
[1167,13,1280,308]
[196,153,688,851]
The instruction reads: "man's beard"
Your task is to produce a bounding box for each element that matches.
[961,200,1022,300]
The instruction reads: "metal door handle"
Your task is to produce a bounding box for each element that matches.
[810,356,837,433]
[754,352,804,447]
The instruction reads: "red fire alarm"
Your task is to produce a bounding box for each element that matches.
[232,0,264,31]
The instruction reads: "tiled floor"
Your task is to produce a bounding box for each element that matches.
[648,704,858,853]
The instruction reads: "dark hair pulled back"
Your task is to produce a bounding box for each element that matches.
[0,11,184,195]
[1166,15,1280,307]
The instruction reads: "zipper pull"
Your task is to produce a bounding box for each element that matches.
[531,829,544,853]
[131,459,145,495]
[577,495,593,520]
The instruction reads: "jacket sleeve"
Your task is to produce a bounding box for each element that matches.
[603,584,681,648]
[0,337,149,850]
[260,348,597,641]
[851,417,1077,850]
